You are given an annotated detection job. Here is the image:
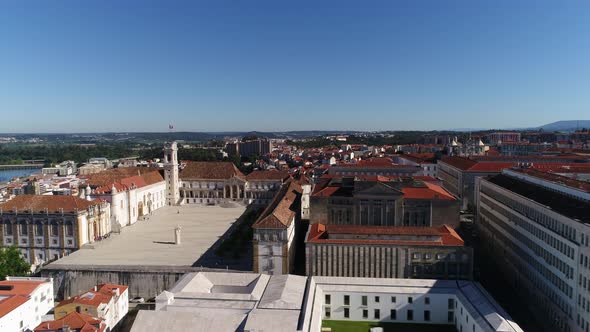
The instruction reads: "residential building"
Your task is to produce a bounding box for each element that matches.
[305,224,472,280]
[0,196,110,266]
[477,168,590,332]
[35,312,107,332]
[487,132,521,145]
[392,153,438,177]
[310,175,459,227]
[0,277,54,332]
[252,180,302,275]
[130,272,523,332]
[42,161,77,177]
[54,283,128,331]
[225,138,272,158]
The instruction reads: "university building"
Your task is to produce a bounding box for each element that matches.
[305,224,473,280]
[0,195,110,266]
[309,175,459,227]
[252,180,302,275]
[477,168,590,332]
[163,142,290,206]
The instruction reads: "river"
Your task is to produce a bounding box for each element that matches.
[0,169,42,182]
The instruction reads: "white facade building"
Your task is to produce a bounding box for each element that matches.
[477,168,590,332]
[130,272,523,332]
[0,277,54,332]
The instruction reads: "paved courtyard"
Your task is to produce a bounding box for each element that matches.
[51,205,246,267]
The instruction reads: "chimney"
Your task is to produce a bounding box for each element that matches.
[174,225,182,245]
[93,286,98,292]
[113,288,120,297]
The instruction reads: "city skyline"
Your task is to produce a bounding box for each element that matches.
[2,1,590,132]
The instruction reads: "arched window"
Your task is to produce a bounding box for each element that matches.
[2,219,13,236]
[18,220,28,236]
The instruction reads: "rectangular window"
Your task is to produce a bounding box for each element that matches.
[325,294,331,305]
[50,223,58,236]
[66,223,74,236]
[344,295,350,305]
[407,310,414,321]
[35,223,43,236]
[391,296,396,303]
[344,307,350,318]
[424,310,431,321]
[375,296,380,303]
[408,297,413,304]
[325,306,330,318]
[362,296,368,306]
[448,311,454,323]
[425,297,430,305]
[19,223,28,236]
[363,309,368,319]
[390,309,397,320]
[3,223,12,236]
[374,309,380,319]
[448,298,454,309]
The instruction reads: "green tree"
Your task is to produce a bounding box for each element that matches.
[0,246,31,280]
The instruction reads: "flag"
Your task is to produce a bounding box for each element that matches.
[169,123,174,130]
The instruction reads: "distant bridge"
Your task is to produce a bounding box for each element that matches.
[0,164,44,170]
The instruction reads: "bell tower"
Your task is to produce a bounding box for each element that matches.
[163,141,180,205]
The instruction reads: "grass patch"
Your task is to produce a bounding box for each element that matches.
[322,320,456,332]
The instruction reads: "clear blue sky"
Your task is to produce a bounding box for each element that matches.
[1,0,589,133]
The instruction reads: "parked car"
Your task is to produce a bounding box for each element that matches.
[130,297,145,303]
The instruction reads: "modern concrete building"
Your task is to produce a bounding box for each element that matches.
[130,272,524,332]
[305,224,473,280]
[252,180,302,275]
[437,156,514,210]
[0,195,110,266]
[131,272,308,332]
[477,168,590,332]
[0,277,54,332]
[310,175,459,227]
[225,138,272,158]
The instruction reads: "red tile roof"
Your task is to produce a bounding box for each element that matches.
[85,167,162,188]
[252,181,302,229]
[180,162,245,180]
[402,182,455,200]
[94,170,164,194]
[57,290,112,308]
[440,156,478,170]
[35,312,105,332]
[307,224,464,246]
[0,295,29,318]
[97,284,128,297]
[0,279,47,318]
[467,162,516,172]
[0,195,101,213]
[246,170,290,181]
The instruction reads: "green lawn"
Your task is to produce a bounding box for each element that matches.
[322,320,457,332]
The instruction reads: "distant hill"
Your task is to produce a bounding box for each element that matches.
[536,120,590,132]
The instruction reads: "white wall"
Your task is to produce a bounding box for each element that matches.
[0,278,53,332]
